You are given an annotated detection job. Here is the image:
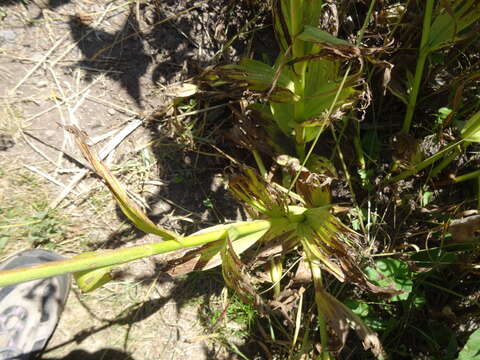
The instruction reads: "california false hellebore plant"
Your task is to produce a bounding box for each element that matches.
[0,0,409,357]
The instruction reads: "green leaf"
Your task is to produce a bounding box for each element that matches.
[364,258,413,301]
[163,222,270,276]
[457,328,480,360]
[461,110,480,143]
[362,129,381,161]
[298,25,351,46]
[344,298,370,317]
[428,1,480,52]
[73,252,114,292]
[221,58,298,102]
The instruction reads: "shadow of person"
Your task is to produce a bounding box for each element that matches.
[43,348,136,360]
[67,9,151,107]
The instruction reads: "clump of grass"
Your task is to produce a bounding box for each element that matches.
[0,168,72,253]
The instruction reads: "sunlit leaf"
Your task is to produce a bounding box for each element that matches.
[74,266,113,293]
[298,25,351,46]
[364,258,413,301]
[457,328,480,360]
[461,110,480,143]
[64,125,180,241]
[163,221,270,276]
[72,252,115,292]
[221,58,298,102]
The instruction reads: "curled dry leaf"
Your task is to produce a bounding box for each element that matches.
[316,286,385,358]
[221,230,270,313]
[63,125,179,241]
[448,215,480,242]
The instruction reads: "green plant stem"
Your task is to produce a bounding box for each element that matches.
[290,0,308,148]
[428,146,462,178]
[402,0,434,134]
[252,149,267,178]
[387,140,464,183]
[453,169,480,183]
[310,262,330,360]
[0,220,271,288]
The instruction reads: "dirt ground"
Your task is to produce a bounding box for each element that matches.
[0,0,258,359]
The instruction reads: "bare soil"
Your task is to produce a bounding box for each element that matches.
[0,0,260,358]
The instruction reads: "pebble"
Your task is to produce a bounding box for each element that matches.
[0,29,16,42]
[107,108,116,115]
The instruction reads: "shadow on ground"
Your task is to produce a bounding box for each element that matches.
[68,2,261,248]
[44,271,224,359]
[68,12,151,107]
[44,348,136,360]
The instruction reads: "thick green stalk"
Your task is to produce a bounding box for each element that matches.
[402,0,434,134]
[0,220,270,288]
[310,262,331,360]
[290,0,308,149]
[453,169,480,183]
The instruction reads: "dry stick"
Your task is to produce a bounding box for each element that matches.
[23,164,80,195]
[50,119,143,208]
[24,79,99,122]
[23,131,93,171]
[11,32,70,93]
[20,132,58,167]
[85,95,139,116]
[47,66,68,170]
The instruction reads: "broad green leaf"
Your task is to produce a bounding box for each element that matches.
[461,110,480,143]
[303,82,357,126]
[298,25,351,46]
[221,58,297,102]
[429,1,480,52]
[270,102,295,136]
[364,258,413,301]
[457,328,480,360]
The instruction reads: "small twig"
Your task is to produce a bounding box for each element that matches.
[85,95,139,116]
[20,132,58,167]
[23,131,92,171]
[11,32,69,93]
[24,78,99,122]
[23,164,80,195]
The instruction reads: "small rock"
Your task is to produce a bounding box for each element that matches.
[107,108,116,115]
[0,29,16,42]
